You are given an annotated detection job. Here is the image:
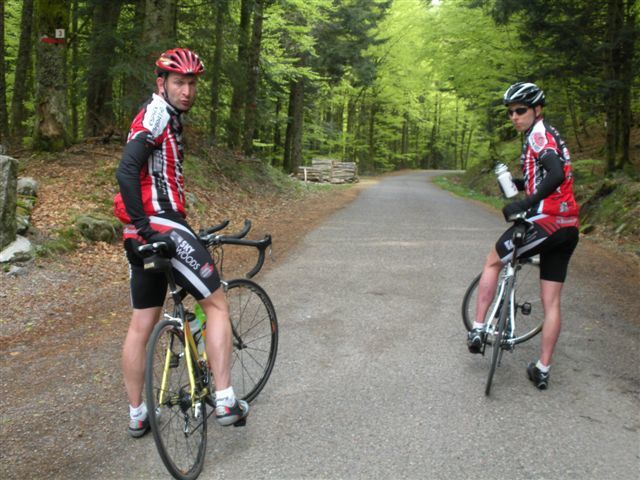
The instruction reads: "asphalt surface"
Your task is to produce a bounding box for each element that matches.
[97,171,639,479]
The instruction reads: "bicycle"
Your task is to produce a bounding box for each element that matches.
[461,213,544,396]
[139,219,278,480]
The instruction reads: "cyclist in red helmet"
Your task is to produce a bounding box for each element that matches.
[114,48,249,438]
[467,82,580,390]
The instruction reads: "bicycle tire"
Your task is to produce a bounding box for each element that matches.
[485,281,510,396]
[225,278,278,403]
[145,319,208,480]
[462,259,543,344]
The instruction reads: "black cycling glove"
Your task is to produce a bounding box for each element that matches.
[502,199,531,221]
[147,231,176,256]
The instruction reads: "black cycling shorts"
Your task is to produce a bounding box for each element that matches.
[124,215,221,309]
[495,214,579,283]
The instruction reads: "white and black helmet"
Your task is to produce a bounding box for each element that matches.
[503,82,545,107]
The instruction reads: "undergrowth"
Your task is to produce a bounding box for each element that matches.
[435,157,640,256]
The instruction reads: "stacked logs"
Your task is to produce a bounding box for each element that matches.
[296,159,358,184]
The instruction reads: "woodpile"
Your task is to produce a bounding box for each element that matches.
[296,158,358,184]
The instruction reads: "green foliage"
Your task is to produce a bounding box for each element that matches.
[35,226,82,257]
[1,0,636,175]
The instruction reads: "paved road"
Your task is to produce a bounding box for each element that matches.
[104,171,639,479]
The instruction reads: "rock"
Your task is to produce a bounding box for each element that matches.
[7,265,28,276]
[16,214,30,235]
[75,214,120,243]
[17,177,38,197]
[1,155,19,250]
[0,235,34,263]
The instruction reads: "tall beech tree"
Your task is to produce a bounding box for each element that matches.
[85,0,124,137]
[9,0,35,142]
[33,0,69,151]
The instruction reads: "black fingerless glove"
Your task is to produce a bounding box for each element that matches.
[502,199,531,221]
[148,232,176,256]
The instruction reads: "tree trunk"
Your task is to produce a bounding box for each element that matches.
[143,0,177,50]
[617,0,636,170]
[33,0,70,151]
[209,0,227,144]
[227,0,253,149]
[565,80,583,151]
[604,0,624,172]
[85,0,124,137]
[243,0,267,156]
[70,0,79,141]
[272,95,282,165]
[463,127,473,170]
[283,84,295,173]
[122,0,146,121]
[10,0,35,143]
[0,0,8,146]
[290,77,305,173]
[367,102,377,173]
[283,76,304,173]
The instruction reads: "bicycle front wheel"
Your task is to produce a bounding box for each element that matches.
[226,278,278,403]
[145,319,207,480]
[462,259,543,344]
[485,287,509,396]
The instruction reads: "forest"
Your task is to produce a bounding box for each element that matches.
[0,0,638,175]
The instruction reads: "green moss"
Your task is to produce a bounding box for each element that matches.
[36,226,82,257]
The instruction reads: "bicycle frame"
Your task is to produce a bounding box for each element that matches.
[481,218,527,351]
[156,270,209,411]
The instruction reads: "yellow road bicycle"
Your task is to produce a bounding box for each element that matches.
[138,220,278,480]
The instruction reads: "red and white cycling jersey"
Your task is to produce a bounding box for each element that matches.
[521,118,579,218]
[114,93,186,222]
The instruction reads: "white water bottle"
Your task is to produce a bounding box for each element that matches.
[495,163,518,198]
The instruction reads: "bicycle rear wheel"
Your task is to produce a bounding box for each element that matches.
[225,278,278,403]
[145,319,207,480]
[485,284,510,396]
[462,259,543,344]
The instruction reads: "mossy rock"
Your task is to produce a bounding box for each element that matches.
[75,214,121,243]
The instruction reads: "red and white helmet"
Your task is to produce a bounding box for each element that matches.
[155,48,205,77]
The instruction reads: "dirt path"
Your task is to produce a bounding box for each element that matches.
[0,180,367,480]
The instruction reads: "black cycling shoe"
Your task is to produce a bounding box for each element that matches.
[467,328,484,354]
[527,362,550,390]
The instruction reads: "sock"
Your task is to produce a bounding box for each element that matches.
[472,322,485,330]
[215,387,236,407]
[130,402,147,420]
[536,360,550,373]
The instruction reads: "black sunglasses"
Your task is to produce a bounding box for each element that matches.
[507,106,530,117]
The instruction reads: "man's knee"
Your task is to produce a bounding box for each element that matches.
[200,288,228,315]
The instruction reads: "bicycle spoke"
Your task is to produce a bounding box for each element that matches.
[226,279,278,403]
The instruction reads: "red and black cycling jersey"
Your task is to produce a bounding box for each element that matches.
[114,93,186,231]
[521,119,579,218]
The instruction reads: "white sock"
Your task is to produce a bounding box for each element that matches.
[215,387,236,407]
[536,360,550,373]
[130,402,147,420]
[472,322,485,330]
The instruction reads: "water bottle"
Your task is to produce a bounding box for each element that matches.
[494,163,518,198]
[186,308,206,355]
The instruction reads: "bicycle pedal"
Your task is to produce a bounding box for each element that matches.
[233,418,247,427]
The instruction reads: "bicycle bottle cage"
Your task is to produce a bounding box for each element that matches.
[143,254,172,273]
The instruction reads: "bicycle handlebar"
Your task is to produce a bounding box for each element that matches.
[506,211,528,223]
[136,219,272,279]
[138,241,170,255]
[200,219,272,279]
[198,219,230,236]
